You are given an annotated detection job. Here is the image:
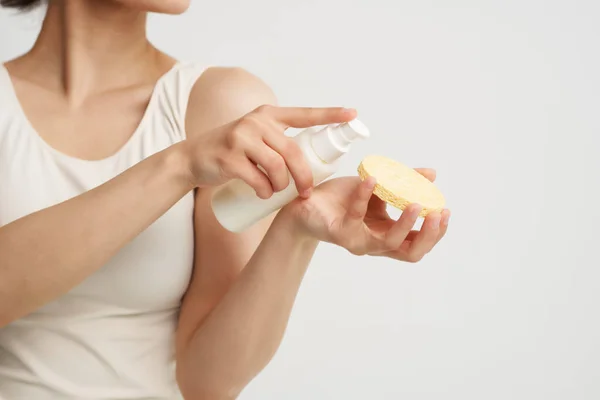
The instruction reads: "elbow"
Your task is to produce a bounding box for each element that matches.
[176,367,242,400]
[178,385,240,400]
[179,390,238,400]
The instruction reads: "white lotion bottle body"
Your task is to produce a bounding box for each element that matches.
[211,120,370,232]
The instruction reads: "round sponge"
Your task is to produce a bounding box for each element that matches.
[357,155,445,217]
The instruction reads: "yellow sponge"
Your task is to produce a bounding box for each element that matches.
[357,155,445,217]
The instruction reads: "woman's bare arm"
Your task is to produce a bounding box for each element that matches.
[175,67,321,399]
[0,64,352,330]
[177,205,317,400]
[0,144,192,326]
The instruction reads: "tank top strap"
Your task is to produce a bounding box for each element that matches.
[153,62,209,141]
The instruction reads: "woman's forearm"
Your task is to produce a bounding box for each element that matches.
[177,210,319,399]
[0,144,193,326]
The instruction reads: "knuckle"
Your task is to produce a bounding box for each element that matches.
[255,104,273,115]
[407,253,424,263]
[282,139,302,158]
[264,154,285,172]
[239,113,261,130]
[226,127,244,148]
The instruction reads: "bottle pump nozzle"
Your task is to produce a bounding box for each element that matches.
[310,119,370,163]
[338,119,371,142]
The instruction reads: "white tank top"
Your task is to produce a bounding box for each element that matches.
[0,63,206,400]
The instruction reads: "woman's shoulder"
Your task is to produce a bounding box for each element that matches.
[183,65,277,134]
[191,66,275,107]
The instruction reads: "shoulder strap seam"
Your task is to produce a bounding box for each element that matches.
[177,64,209,139]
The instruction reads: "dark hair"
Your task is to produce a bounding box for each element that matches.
[0,0,42,10]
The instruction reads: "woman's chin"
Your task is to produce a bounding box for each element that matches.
[120,0,192,15]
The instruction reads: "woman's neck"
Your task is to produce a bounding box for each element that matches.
[13,0,165,105]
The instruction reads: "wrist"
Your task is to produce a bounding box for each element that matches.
[272,205,320,247]
[247,207,319,277]
[164,141,197,191]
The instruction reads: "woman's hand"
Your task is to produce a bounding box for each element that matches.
[183,105,356,199]
[284,169,450,262]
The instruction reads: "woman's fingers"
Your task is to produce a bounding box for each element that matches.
[404,212,442,262]
[336,186,450,259]
[243,138,290,193]
[345,177,377,222]
[436,209,451,244]
[336,178,380,255]
[383,204,422,250]
[403,209,450,244]
[238,106,347,196]
[262,129,314,197]
[261,105,357,128]
[205,105,357,190]
[227,158,273,199]
[367,192,389,218]
[414,168,436,182]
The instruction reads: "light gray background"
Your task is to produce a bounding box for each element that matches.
[1,1,599,399]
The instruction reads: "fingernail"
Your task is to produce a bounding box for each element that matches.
[300,188,312,198]
[366,177,376,189]
[343,107,356,114]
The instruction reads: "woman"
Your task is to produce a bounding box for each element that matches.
[0,0,450,398]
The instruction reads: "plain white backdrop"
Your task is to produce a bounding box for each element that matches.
[1,1,599,399]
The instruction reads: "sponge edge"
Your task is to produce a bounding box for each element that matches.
[357,155,446,217]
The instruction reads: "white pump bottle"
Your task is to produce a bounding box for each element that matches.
[211,119,370,232]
